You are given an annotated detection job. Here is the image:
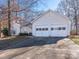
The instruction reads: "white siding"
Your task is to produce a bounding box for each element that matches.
[11,20,20,35]
[32,10,71,37]
[21,26,32,33]
[11,20,32,35]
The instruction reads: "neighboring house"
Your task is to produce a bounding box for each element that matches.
[11,19,32,35]
[0,18,32,36]
[0,18,21,36]
[11,19,21,35]
[20,24,32,34]
[32,10,71,37]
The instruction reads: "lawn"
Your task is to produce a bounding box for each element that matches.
[70,35,79,45]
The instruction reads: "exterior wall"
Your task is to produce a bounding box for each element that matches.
[21,26,32,33]
[33,11,70,25]
[32,11,71,37]
[0,19,32,36]
[32,24,71,37]
[11,20,32,35]
[11,20,20,35]
[0,19,21,36]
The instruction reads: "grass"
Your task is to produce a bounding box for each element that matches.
[70,35,79,45]
[72,38,79,45]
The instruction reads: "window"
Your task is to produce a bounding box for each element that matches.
[51,28,54,30]
[39,28,41,31]
[36,28,48,31]
[46,28,48,30]
[62,27,66,30]
[42,28,45,30]
[41,28,48,31]
[57,27,66,30]
[58,27,62,30]
[36,28,42,31]
[36,28,39,31]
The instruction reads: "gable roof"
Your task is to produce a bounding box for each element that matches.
[31,10,71,24]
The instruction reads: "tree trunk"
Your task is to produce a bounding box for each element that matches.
[75,15,78,35]
[8,0,11,36]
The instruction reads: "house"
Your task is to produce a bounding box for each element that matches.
[11,19,21,35]
[20,24,32,34]
[32,10,71,37]
[0,18,21,36]
[0,19,32,36]
[11,19,32,35]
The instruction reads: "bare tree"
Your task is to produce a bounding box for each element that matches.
[57,0,79,35]
[0,0,41,35]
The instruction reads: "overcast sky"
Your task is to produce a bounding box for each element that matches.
[0,0,60,11]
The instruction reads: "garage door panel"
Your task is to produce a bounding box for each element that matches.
[50,25,67,37]
[36,31,49,36]
[35,25,49,36]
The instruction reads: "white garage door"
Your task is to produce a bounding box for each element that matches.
[35,25,67,37]
[35,25,49,36]
[50,25,67,37]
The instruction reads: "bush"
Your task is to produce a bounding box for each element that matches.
[28,33,32,36]
[1,28,9,36]
[19,32,32,36]
[19,33,28,36]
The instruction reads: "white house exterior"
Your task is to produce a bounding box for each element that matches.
[11,20,21,35]
[11,20,32,35]
[32,10,71,37]
[20,24,32,33]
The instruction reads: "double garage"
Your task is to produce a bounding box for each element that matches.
[35,25,67,37]
[32,10,71,37]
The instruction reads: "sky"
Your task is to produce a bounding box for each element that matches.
[38,0,60,11]
[0,0,60,11]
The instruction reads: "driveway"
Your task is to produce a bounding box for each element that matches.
[0,37,66,59]
[0,37,65,50]
[27,37,65,46]
[0,37,79,59]
[0,36,64,50]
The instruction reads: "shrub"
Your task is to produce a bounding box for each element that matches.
[1,28,9,36]
[19,33,28,36]
[28,33,32,36]
[19,32,32,36]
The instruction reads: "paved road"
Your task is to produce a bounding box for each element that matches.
[0,37,65,59]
